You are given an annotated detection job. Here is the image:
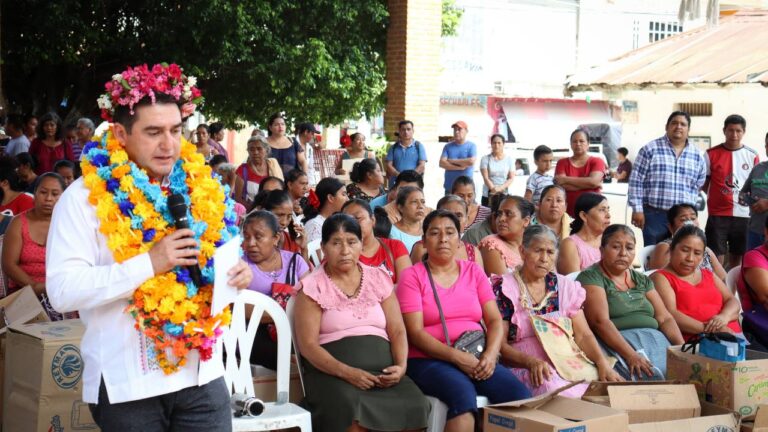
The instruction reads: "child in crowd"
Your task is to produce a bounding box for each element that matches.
[524,145,554,205]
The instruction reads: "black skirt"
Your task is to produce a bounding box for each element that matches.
[302,335,430,432]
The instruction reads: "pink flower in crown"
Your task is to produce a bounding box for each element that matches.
[97,63,204,121]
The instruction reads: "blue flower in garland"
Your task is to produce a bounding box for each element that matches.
[91,153,110,168]
[106,178,121,192]
[130,214,144,230]
[82,141,98,155]
[163,322,184,337]
[118,200,135,216]
[97,166,113,180]
[176,268,192,284]
[186,282,198,297]
[142,228,156,242]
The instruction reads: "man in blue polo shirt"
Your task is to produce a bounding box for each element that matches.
[385,120,427,187]
[440,120,477,194]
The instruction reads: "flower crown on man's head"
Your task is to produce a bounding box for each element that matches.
[97,63,204,121]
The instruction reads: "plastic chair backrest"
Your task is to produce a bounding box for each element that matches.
[285,296,307,396]
[638,245,655,271]
[221,290,292,405]
[307,239,322,268]
[566,271,580,281]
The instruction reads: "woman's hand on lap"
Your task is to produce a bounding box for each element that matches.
[377,365,405,388]
[704,314,727,333]
[598,363,624,382]
[626,353,654,379]
[342,367,381,390]
[453,350,480,377]
[526,357,552,387]
[472,352,497,381]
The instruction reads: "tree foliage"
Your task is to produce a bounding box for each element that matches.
[2,0,388,127]
[441,0,463,37]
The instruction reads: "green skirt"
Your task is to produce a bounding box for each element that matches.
[302,335,430,432]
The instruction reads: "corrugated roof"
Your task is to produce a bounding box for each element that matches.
[565,10,768,94]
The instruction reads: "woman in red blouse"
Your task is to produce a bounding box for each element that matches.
[554,129,606,217]
[28,112,74,175]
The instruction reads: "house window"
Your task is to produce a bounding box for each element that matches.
[675,102,713,117]
[649,21,682,43]
[689,136,712,150]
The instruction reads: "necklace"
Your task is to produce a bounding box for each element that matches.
[81,127,239,374]
[327,264,363,298]
[514,270,555,312]
[599,262,636,297]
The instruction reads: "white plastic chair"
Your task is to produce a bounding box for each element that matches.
[425,395,489,432]
[285,297,307,397]
[726,265,741,294]
[566,271,580,281]
[638,245,655,271]
[222,290,312,431]
[307,239,322,268]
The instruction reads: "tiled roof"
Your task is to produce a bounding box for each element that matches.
[565,10,768,93]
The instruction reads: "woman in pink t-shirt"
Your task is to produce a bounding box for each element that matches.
[554,129,606,218]
[557,192,610,275]
[398,210,531,432]
[479,195,535,277]
[293,213,429,432]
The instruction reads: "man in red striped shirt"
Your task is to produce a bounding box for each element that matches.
[704,114,759,269]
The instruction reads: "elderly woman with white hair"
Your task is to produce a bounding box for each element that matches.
[72,117,96,161]
[494,225,622,397]
[235,135,283,207]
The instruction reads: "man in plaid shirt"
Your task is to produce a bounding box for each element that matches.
[628,111,707,246]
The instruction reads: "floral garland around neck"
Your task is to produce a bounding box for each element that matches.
[80,126,239,374]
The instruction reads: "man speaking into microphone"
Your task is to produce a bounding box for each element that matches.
[46,64,252,431]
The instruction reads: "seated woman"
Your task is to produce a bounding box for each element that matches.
[410,195,483,267]
[389,186,426,253]
[53,159,77,188]
[479,195,535,276]
[303,177,348,244]
[2,173,67,319]
[0,156,34,234]
[398,210,531,432]
[648,203,726,280]
[346,158,385,203]
[260,189,307,258]
[652,225,741,341]
[578,225,684,380]
[531,185,571,240]
[342,199,412,284]
[285,169,310,218]
[236,136,283,207]
[557,192,610,275]
[241,210,310,369]
[739,218,768,349]
[496,225,621,397]
[14,152,38,193]
[294,214,430,432]
[451,176,492,231]
[335,132,376,175]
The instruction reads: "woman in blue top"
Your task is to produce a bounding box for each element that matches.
[389,186,425,253]
[266,113,307,176]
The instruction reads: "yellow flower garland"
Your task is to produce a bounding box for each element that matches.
[81,127,236,374]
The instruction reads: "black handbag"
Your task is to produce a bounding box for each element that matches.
[424,262,486,358]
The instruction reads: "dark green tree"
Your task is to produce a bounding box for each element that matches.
[2,0,388,127]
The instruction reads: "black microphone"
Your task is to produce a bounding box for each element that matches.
[167,194,204,287]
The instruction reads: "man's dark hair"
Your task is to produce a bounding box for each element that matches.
[23,114,37,126]
[666,111,691,127]
[113,93,180,133]
[617,147,629,157]
[296,122,315,135]
[393,169,424,189]
[533,145,552,161]
[5,114,24,132]
[398,120,414,129]
[723,114,746,129]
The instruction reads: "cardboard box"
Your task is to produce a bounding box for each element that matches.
[742,404,768,432]
[0,286,50,424]
[667,345,768,416]
[582,382,700,424]
[628,401,739,432]
[3,319,98,432]
[483,383,629,432]
[251,363,303,404]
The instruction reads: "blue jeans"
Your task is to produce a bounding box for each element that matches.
[89,377,232,432]
[747,230,765,252]
[642,206,670,246]
[407,358,531,419]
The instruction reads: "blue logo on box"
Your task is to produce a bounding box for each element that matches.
[488,414,516,429]
[51,344,82,389]
[558,427,586,432]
